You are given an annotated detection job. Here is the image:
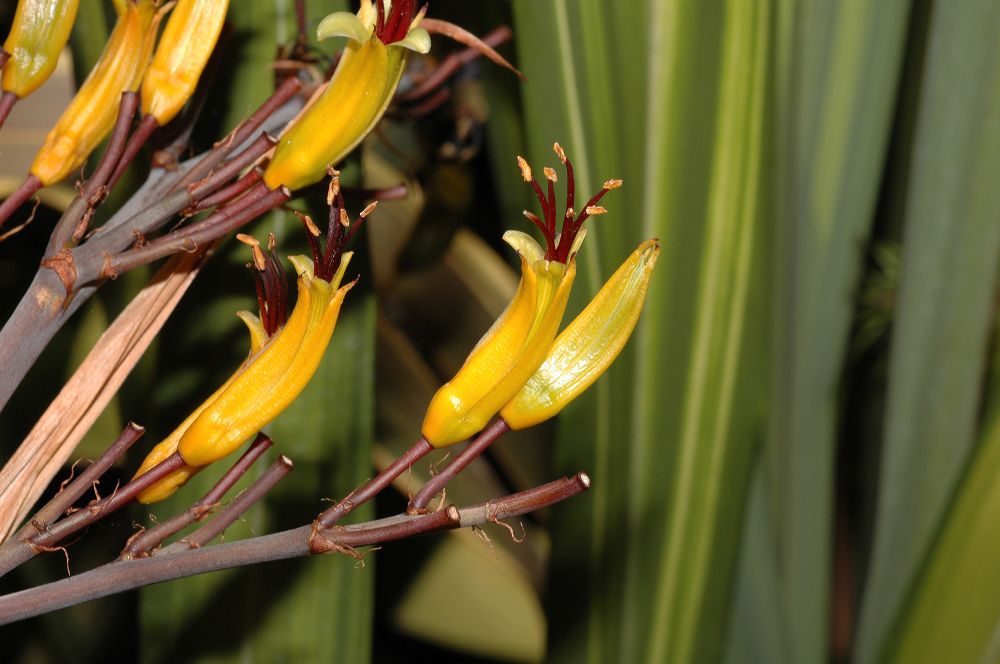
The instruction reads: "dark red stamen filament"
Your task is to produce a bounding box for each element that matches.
[296,177,371,283]
[520,149,618,264]
[250,243,288,337]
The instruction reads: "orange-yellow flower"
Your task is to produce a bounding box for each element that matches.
[134,183,370,503]
[30,0,163,186]
[420,144,630,447]
[140,0,229,126]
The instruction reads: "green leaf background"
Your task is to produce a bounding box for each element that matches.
[2,0,1000,661]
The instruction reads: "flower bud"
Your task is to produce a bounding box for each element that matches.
[2,0,80,99]
[140,0,229,126]
[29,0,162,186]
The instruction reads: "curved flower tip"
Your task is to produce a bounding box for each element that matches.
[421,235,577,447]
[135,185,369,502]
[501,239,660,430]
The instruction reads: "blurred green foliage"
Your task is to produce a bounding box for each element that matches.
[1,0,999,662]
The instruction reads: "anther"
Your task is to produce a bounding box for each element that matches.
[236,233,259,247]
[360,202,378,218]
[303,214,321,237]
[516,156,532,182]
[585,205,607,216]
[553,142,567,163]
[339,208,350,227]
[267,232,277,251]
[543,167,558,183]
[603,178,623,190]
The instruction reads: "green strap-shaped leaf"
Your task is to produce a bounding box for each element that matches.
[856,0,1000,660]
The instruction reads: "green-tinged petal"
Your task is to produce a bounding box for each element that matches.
[317,11,371,44]
[503,230,546,263]
[395,27,431,54]
[2,0,80,98]
[236,310,269,355]
[502,239,659,429]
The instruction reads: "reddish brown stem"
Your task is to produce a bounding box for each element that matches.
[108,114,160,189]
[0,472,591,623]
[187,133,276,200]
[105,183,290,277]
[0,91,17,132]
[84,93,140,200]
[0,174,42,231]
[315,437,434,529]
[28,453,187,549]
[395,26,513,103]
[12,423,146,542]
[0,452,187,578]
[121,433,273,559]
[191,167,263,212]
[174,77,301,191]
[408,418,511,512]
[162,455,294,552]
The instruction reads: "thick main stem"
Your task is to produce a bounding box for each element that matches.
[0,453,186,578]
[0,474,590,624]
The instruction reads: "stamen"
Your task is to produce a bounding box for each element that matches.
[553,142,567,164]
[303,214,321,237]
[516,156,532,182]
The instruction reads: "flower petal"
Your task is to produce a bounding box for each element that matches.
[501,239,659,429]
[317,11,371,44]
[395,26,430,54]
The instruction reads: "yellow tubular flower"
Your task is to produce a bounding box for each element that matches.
[421,232,577,447]
[135,250,354,503]
[2,0,80,98]
[29,0,162,186]
[501,239,660,429]
[140,0,228,126]
[420,144,627,447]
[262,0,430,192]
